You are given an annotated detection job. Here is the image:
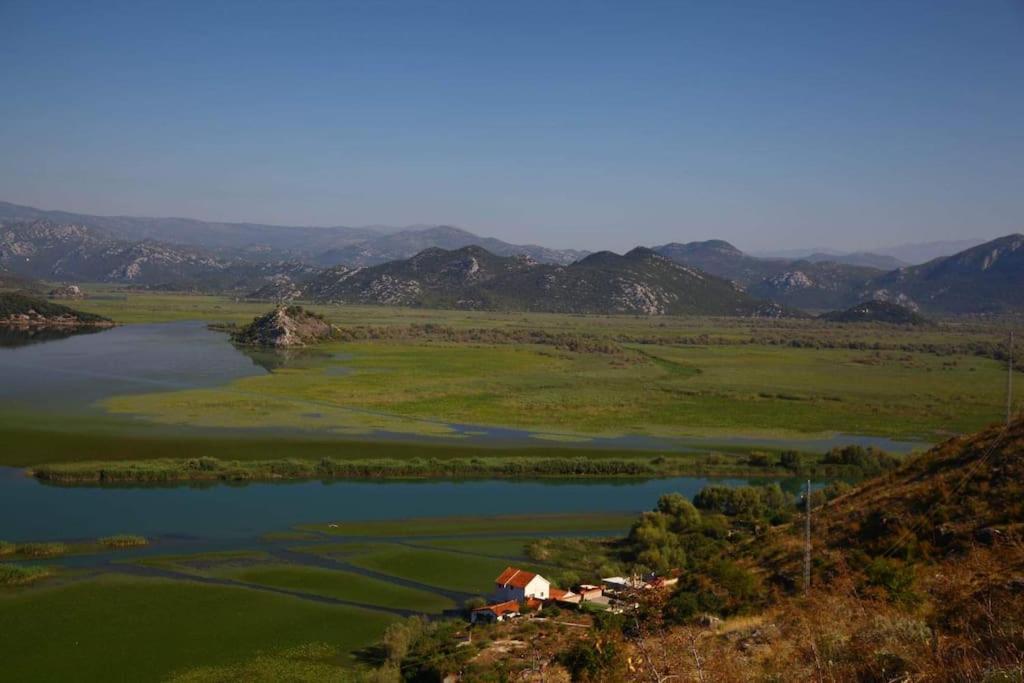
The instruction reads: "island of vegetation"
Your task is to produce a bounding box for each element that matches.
[28,444,901,485]
[0,292,112,328]
[229,305,336,348]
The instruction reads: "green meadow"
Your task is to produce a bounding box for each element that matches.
[208,564,455,613]
[0,575,396,681]
[98,333,1009,441]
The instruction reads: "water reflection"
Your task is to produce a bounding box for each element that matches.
[0,324,108,349]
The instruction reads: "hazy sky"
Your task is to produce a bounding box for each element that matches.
[1,1,1022,252]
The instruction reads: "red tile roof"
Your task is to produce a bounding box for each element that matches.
[472,600,520,617]
[549,587,573,600]
[495,566,538,589]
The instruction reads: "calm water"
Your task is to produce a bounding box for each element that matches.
[0,467,816,542]
[0,321,267,410]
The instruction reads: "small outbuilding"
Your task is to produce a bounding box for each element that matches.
[470,600,521,624]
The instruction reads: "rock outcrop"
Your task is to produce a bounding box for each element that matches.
[48,284,85,299]
[231,305,335,348]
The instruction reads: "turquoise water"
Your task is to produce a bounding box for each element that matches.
[0,468,818,542]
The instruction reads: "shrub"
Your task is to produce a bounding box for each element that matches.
[557,637,625,681]
[0,563,52,586]
[748,452,772,467]
[16,542,66,557]
[99,535,148,548]
[780,450,801,470]
[865,558,919,605]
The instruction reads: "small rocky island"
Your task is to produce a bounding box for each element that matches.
[0,292,113,328]
[48,284,86,299]
[820,299,930,325]
[231,305,336,348]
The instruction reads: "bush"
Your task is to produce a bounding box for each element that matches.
[780,450,801,470]
[748,452,772,467]
[693,484,791,520]
[557,637,625,680]
[16,542,66,557]
[823,445,900,476]
[99,535,148,548]
[865,558,919,605]
[0,563,52,586]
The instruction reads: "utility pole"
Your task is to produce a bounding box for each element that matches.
[1009,330,1015,426]
[804,479,811,594]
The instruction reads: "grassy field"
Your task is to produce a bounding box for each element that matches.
[95,336,1010,440]
[0,575,396,681]
[209,564,455,613]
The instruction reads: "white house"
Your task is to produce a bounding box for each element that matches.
[493,566,550,602]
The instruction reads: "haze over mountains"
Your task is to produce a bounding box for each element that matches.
[0,201,585,266]
[1,201,1020,316]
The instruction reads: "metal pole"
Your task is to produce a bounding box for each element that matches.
[1009,331,1014,426]
[804,479,811,594]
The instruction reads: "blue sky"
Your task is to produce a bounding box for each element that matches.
[1,0,1022,252]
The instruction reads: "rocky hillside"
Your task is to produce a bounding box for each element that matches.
[303,245,790,316]
[654,239,885,310]
[0,292,112,327]
[0,200,586,266]
[747,260,885,310]
[313,224,587,267]
[230,305,335,348]
[0,220,317,291]
[654,240,787,284]
[802,251,906,270]
[864,233,1024,314]
[820,299,930,325]
[657,236,1024,313]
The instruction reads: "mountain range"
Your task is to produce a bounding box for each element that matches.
[1,201,1021,316]
[303,245,786,316]
[0,201,585,267]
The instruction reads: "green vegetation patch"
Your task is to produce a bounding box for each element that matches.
[98,534,148,549]
[167,642,351,682]
[0,563,54,587]
[211,564,454,613]
[0,575,395,681]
